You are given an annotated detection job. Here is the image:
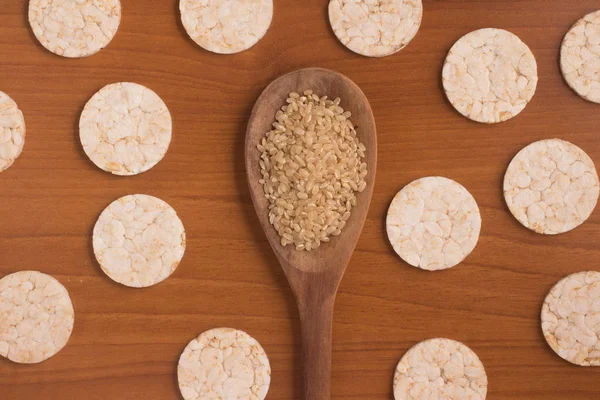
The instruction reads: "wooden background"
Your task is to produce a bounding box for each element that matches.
[1,0,599,398]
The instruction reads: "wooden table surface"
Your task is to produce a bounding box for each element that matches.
[1,0,600,398]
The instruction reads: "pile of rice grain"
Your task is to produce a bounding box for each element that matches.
[258,89,367,251]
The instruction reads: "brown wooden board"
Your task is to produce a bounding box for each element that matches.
[1,1,599,399]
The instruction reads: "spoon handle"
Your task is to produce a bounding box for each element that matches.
[298,292,336,400]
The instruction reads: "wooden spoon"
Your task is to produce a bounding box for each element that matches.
[245,68,377,400]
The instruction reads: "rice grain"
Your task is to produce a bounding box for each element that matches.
[257,90,367,251]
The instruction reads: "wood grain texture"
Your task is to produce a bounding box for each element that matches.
[245,67,377,400]
[1,0,600,399]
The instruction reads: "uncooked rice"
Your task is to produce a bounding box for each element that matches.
[257,90,367,251]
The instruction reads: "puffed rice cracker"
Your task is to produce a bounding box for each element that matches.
[443,28,538,123]
[386,177,481,271]
[394,338,488,400]
[79,82,172,176]
[541,271,600,366]
[0,92,25,172]
[178,328,271,400]
[504,139,599,235]
[561,10,600,103]
[93,194,186,288]
[0,271,74,364]
[328,0,423,57]
[179,0,273,54]
[28,0,121,58]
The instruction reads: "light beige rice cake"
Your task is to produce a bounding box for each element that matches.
[443,28,538,123]
[0,271,74,364]
[80,82,172,176]
[328,0,423,57]
[178,328,271,400]
[0,92,26,172]
[28,0,121,58]
[386,177,481,271]
[541,271,600,366]
[93,194,186,288]
[394,338,488,400]
[179,0,273,54]
[561,10,600,103]
[504,139,599,235]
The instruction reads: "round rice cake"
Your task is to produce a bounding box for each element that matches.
[0,92,26,172]
[0,271,74,364]
[28,0,121,58]
[179,0,273,54]
[541,271,600,366]
[504,139,599,235]
[394,338,488,400]
[386,177,481,271]
[79,82,172,176]
[93,194,186,288]
[178,328,271,400]
[328,0,423,57]
[442,28,538,123]
[560,10,600,103]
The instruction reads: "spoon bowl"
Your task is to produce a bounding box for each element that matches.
[245,67,377,400]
